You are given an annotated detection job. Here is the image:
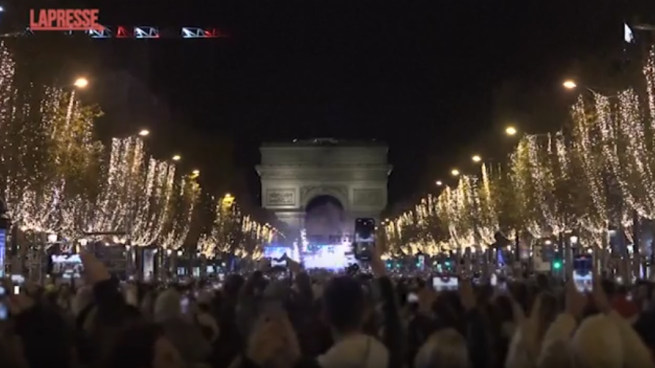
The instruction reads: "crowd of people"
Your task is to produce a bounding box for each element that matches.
[1,246,655,368]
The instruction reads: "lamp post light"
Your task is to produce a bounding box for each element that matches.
[138,129,150,137]
[74,77,89,89]
[222,193,235,207]
[451,169,460,177]
[435,180,443,186]
[172,154,181,161]
[472,155,482,163]
[562,80,578,89]
[505,126,518,136]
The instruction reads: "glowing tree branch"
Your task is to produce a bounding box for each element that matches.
[199,195,278,259]
[570,97,612,243]
[598,90,655,220]
[509,136,544,238]
[414,194,448,255]
[198,197,243,257]
[131,159,175,245]
[160,176,200,249]
[477,164,500,245]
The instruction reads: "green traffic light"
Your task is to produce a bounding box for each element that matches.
[553,261,562,269]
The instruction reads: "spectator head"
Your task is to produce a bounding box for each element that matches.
[414,328,470,368]
[153,289,182,322]
[571,314,622,368]
[323,276,367,334]
[104,322,185,368]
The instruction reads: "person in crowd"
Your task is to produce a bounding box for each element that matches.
[153,288,212,365]
[5,244,655,368]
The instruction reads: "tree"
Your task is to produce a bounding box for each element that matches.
[570,97,612,241]
[198,195,276,259]
[509,136,546,238]
[477,164,501,245]
[414,194,448,255]
[160,176,201,249]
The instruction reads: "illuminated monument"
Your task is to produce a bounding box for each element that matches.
[256,139,392,239]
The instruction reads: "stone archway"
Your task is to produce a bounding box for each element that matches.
[256,140,393,235]
[304,195,345,244]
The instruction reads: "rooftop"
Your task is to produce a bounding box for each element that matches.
[261,138,388,148]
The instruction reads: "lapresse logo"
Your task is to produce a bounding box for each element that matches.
[29,9,103,31]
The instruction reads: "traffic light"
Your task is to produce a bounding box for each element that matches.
[552,253,562,271]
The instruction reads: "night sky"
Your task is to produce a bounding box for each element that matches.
[3,0,628,211]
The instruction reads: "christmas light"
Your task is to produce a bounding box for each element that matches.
[571,97,610,239]
[160,176,200,249]
[198,196,278,258]
[509,136,544,238]
[477,164,500,244]
[381,49,655,252]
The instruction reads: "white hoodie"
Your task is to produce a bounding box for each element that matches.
[318,334,389,368]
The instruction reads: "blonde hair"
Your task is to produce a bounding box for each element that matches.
[571,314,622,368]
[526,292,559,352]
[414,328,470,368]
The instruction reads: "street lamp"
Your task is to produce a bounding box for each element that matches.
[471,155,482,163]
[74,77,89,89]
[451,169,460,177]
[172,154,181,161]
[505,126,517,136]
[435,180,443,186]
[191,169,200,177]
[138,129,150,137]
[563,80,577,89]
[222,193,235,207]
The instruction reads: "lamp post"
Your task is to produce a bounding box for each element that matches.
[74,77,89,89]
[0,198,10,278]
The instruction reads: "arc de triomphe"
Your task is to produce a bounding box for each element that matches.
[256,139,392,237]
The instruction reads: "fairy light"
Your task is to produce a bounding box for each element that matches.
[597,89,654,219]
[645,47,655,122]
[160,177,200,249]
[569,99,609,236]
[509,137,543,238]
[198,195,279,258]
[477,163,499,245]
[381,50,655,250]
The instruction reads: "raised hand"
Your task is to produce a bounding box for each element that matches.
[370,243,386,277]
[565,278,586,318]
[7,294,35,315]
[591,248,610,313]
[79,249,110,285]
[458,278,475,311]
[286,256,303,274]
[247,317,284,366]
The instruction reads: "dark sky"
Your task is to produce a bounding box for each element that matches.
[5,0,628,210]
